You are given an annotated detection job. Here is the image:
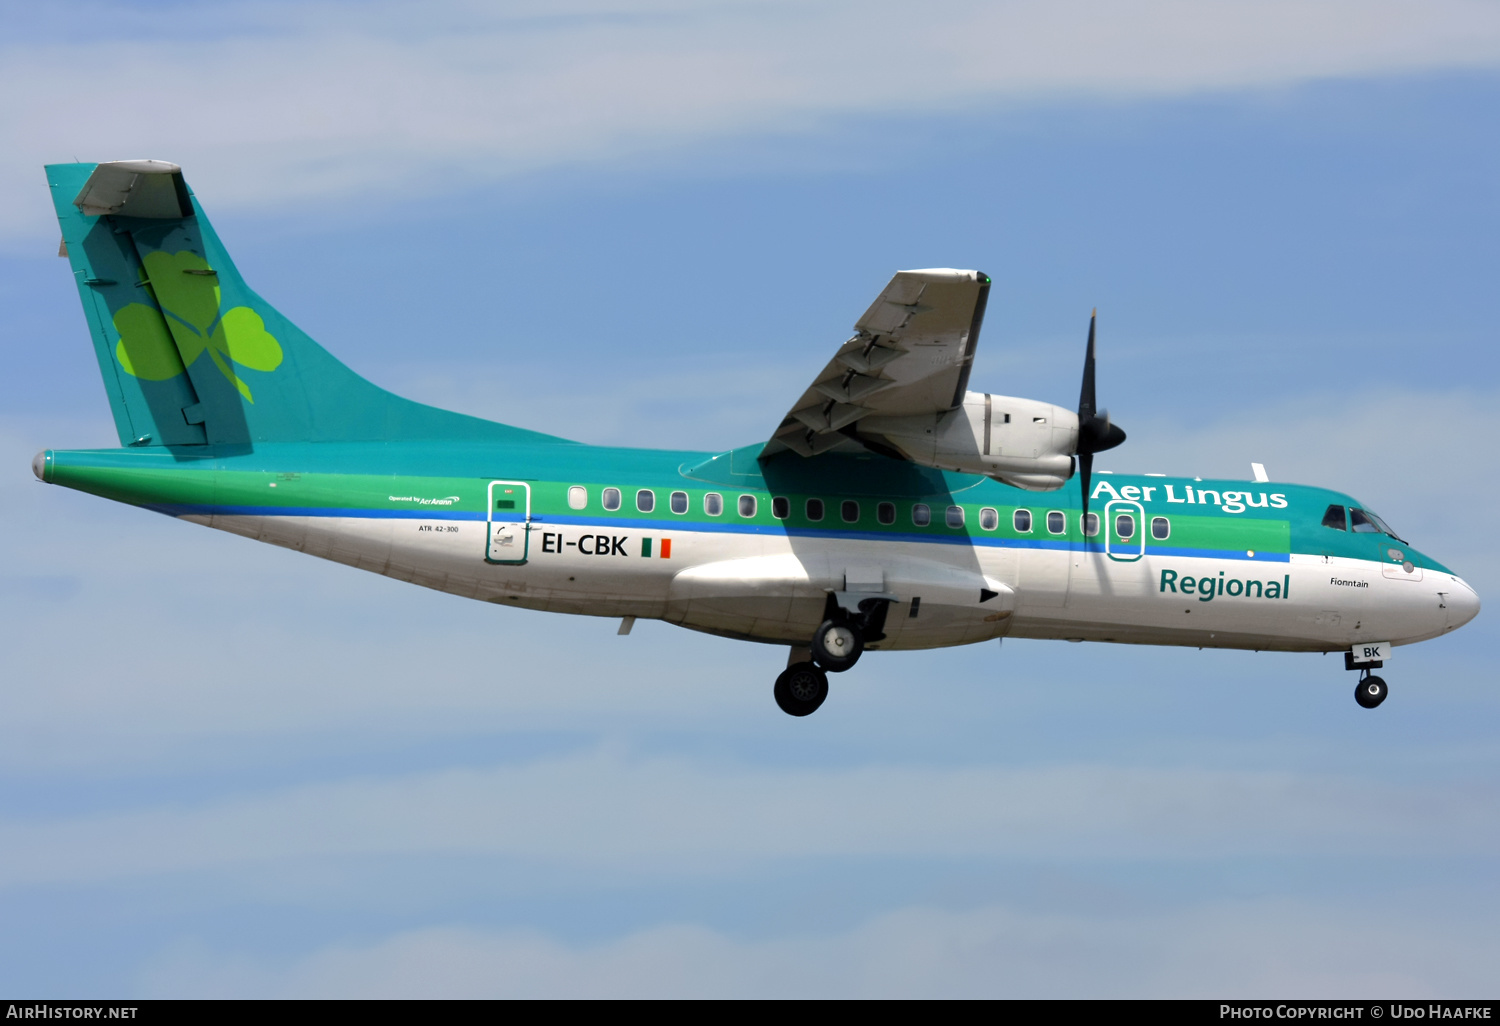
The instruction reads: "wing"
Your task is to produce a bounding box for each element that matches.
[765,268,991,458]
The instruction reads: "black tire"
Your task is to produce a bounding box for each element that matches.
[774,662,829,716]
[811,619,864,672]
[1355,675,1388,709]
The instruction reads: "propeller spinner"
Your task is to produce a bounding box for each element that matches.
[1076,309,1127,536]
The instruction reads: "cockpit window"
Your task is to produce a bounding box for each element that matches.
[1351,507,1399,539]
[1321,505,1347,531]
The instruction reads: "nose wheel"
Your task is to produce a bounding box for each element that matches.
[1354,671,1388,709]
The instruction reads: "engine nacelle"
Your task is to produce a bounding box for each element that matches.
[857,392,1078,491]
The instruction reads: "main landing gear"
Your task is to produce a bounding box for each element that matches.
[775,595,892,716]
[811,619,863,672]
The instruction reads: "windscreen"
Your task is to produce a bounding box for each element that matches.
[1350,507,1401,540]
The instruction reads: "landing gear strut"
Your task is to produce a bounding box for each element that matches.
[1354,670,1388,709]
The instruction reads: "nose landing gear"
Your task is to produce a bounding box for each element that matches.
[1345,650,1389,709]
[1355,671,1388,709]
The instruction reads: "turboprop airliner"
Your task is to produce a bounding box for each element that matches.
[35,160,1480,715]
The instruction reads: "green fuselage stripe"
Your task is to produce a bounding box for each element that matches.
[42,444,1444,572]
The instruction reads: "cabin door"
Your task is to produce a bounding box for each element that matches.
[1104,500,1146,562]
[486,480,532,565]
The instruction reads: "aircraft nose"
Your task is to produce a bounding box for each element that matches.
[1444,577,1481,632]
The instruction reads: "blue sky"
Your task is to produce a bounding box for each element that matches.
[1,0,1497,997]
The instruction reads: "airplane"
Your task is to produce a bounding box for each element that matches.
[34,159,1481,716]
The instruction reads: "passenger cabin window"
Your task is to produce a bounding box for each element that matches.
[1084,512,1100,537]
[912,503,931,526]
[602,487,622,511]
[1151,516,1170,541]
[567,486,587,510]
[636,489,655,513]
[946,505,965,529]
[772,496,790,519]
[1115,513,1136,539]
[704,492,723,516]
[1047,511,1066,534]
[877,502,896,525]
[841,500,860,523]
[738,494,757,518]
[979,507,998,531]
[1321,505,1347,531]
[1012,509,1031,532]
[670,490,688,514]
[806,498,824,521]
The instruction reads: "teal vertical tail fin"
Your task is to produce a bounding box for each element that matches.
[49,161,569,449]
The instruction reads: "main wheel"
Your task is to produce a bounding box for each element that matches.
[774,662,829,716]
[1355,675,1388,709]
[811,619,864,672]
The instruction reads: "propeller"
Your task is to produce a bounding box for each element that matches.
[1076,309,1126,540]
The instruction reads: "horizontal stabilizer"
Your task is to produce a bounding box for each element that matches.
[72,160,191,219]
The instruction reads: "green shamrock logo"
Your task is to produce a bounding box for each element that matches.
[112,250,283,402]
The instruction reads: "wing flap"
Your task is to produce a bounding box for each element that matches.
[766,268,990,459]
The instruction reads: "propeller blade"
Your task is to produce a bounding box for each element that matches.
[1074,308,1124,542]
[1078,310,1096,541]
[1078,309,1097,420]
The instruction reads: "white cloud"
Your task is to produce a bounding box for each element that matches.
[141,898,1500,996]
[8,0,1500,240]
[2,749,1495,887]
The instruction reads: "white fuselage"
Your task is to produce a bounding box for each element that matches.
[191,510,1477,655]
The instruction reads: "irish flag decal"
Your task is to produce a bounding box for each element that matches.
[641,538,673,558]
